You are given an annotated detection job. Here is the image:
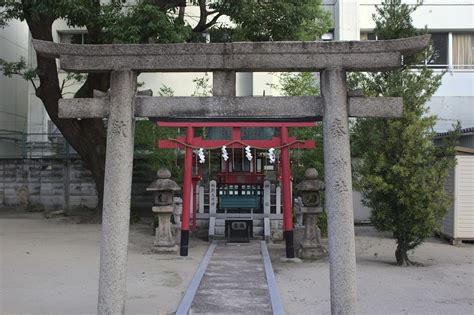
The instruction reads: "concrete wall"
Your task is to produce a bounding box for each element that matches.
[334,0,360,40]
[359,0,474,31]
[0,158,154,212]
[352,190,371,223]
[0,20,30,157]
[0,159,97,211]
[428,96,474,131]
[428,72,474,132]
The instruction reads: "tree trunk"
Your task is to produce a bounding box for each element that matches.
[395,242,417,266]
[23,6,107,211]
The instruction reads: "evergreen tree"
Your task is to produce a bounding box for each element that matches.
[351,0,459,266]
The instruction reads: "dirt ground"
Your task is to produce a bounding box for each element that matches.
[271,226,474,315]
[1,213,473,315]
[0,213,208,315]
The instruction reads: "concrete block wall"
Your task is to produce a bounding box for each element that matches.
[0,158,155,212]
[0,159,97,211]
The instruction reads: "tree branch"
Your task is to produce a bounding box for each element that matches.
[30,79,38,92]
[178,5,185,23]
[204,12,223,30]
[193,0,209,33]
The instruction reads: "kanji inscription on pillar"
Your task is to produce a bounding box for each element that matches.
[112,120,128,137]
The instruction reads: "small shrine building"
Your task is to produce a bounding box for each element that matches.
[158,121,315,257]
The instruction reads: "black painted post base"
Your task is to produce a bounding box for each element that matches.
[180,230,189,256]
[284,230,295,258]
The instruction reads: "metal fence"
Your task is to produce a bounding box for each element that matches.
[0,132,78,159]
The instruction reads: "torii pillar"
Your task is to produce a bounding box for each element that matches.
[321,69,356,313]
[98,70,137,314]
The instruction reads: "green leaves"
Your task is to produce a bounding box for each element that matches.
[0,57,38,87]
[275,72,320,97]
[135,120,182,180]
[373,0,418,40]
[191,73,212,97]
[0,0,24,27]
[220,0,331,41]
[102,3,191,44]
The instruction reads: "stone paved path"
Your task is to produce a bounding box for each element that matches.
[189,241,273,314]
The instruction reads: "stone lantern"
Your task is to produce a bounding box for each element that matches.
[295,168,327,260]
[147,168,181,253]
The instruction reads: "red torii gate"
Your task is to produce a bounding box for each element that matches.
[158,121,316,257]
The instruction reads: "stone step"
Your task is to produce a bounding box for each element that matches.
[214,226,264,236]
[215,218,264,226]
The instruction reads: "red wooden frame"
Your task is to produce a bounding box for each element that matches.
[157,121,316,257]
[157,121,316,127]
[157,121,316,150]
[158,136,315,149]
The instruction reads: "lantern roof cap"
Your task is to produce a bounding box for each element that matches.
[296,168,324,191]
[147,168,181,191]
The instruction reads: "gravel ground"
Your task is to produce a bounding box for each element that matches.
[271,226,474,315]
[1,214,472,315]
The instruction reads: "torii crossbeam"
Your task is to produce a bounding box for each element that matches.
[34,35,430,315]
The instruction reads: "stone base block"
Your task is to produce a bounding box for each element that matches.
[298,244,327,260]
[152,245,179,254]
[293,226,305,248]
[270,220,284,242]
[280,257,302,263]
[175,256,194,261]
[154,240,175,247]
[270,230,283,242]
[171,224,181,244]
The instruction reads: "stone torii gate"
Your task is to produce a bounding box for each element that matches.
[34,35,430,315]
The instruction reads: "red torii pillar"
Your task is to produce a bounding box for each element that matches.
[180,126,193,256]
[280,126,295,258]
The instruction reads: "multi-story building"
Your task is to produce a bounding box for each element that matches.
[0,20,29,158]
[357,0,473,132]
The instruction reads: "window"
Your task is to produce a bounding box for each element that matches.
[453,33,474,69]
[361,31,463,69]
[360,32,377,41]
[231,156,251,172]
[59,33,90,45]
[427,33,448,67]
[321,31,334,41]
[241,127,274,140]
[207,127,231,140]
